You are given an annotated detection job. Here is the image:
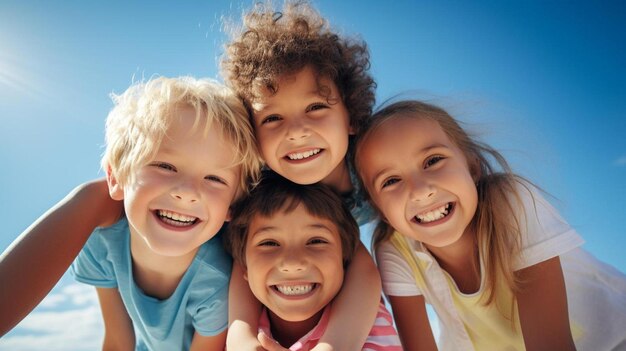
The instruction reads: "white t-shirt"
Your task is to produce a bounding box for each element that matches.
[376,184,626,351]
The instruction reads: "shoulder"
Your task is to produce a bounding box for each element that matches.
[376,233,427,297]
[71,218,129,287]
[364,302,403,348]
[81,217,129,255]
[187,234,231,335]
[512,180,585,270]
[193,230,232,278]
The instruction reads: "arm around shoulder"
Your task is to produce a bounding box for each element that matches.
[226,261,265,351]
[0,178,123,336]
[316,242,382,351]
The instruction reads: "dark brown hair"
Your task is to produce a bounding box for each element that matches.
[224,171,360,268]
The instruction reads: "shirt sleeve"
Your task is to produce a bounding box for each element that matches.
[362,302,403,350]
[376,240,422,297]
[70,229,117,288]
[514,182,585,270]
[191,281,229,336]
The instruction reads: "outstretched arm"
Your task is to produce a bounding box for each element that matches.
[226,262,265,351]
[516,256,575,351]
[0,179,123,336]
[315,242,382,351]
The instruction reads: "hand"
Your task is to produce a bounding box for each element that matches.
[257,331,289,351]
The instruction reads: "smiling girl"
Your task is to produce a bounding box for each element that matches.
[355,100,626,351]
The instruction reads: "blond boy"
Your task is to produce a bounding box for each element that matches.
[71,76,260,350]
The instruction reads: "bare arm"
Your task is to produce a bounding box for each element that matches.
[226,262,265,351]
[388,295,437,351]
[0,179,123,336]
[516,256,576,351]
[96,287,135,350]
[314,242,382,351]
[190,330,227,351]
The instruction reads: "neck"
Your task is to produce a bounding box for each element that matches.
[267,308,325,347]
[426,228,481,294]
[129,230,197,299]
[321,159,353,194]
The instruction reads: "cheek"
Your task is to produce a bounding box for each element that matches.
[256,131,276,152]
[372,194,396,219]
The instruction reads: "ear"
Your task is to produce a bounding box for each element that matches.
[105,165,125,201]
[348,123,356,135]
[225,207,232,222]
[243,269,248,282]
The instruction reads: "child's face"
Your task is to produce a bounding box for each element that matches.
[244,203,344,323]
[358,116,478,249]
[251,66,352,186]
[111,106,241,257]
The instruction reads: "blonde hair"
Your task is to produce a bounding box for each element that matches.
[102,76,261,194]
[356,100,530,306]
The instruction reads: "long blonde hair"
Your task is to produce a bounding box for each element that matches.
[356,100,531,305]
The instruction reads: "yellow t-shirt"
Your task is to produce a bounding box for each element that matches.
[390,233,583,351]
[443,270,524,351]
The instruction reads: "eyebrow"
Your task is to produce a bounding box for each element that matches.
[253,89,327,116]
[251,223,334,237]
[370,143,449,188]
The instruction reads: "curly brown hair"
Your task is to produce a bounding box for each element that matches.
[220,0,376,135]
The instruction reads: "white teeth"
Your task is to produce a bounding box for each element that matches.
[275,284,314,296]
[157,210,197,226]
[415,203,451,223]
[287,149,321,160]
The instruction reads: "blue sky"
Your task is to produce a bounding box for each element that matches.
[1,0,624,349]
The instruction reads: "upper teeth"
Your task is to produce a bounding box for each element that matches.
[158,210,197,226]
[415,203,451,223]
[275,284,314,295]
[287,149,321,160]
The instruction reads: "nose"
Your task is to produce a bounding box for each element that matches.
[278,249,307,273]
[170,177,200,203]
[408,174,435,202]
[286,118,311,141]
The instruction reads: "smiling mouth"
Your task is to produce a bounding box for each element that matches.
[273,283,317,296]
[156,210,199,227]
[413,203,453,224]
[285,148,321,161]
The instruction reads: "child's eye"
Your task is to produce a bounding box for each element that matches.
[205,175,227,185]
[381,177,400,189]
[424,155,445,169]
[152,162,176,172]
[260,115,282,125]
[258,240,279,247]
[306,103,327,112]
[307,237,328,245]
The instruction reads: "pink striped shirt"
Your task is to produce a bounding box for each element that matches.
[258,302,402,350]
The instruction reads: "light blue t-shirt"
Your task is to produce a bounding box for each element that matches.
[71,218,231,351]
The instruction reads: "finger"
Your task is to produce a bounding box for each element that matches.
[258,330,288,351]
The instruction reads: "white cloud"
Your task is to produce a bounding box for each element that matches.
[614,156,626,166]
[0,282,103,351]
